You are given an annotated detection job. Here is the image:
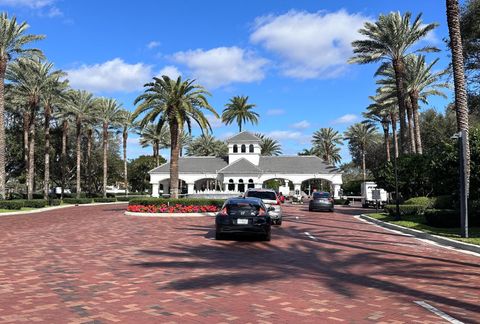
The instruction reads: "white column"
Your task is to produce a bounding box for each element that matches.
[187,183,195,195]
[294,183,302,196]
[234,183,238,192]
[333,184,341,199]
[254,183,262,189]
[151,183,159,198]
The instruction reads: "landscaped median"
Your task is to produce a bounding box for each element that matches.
[125,198,223,217]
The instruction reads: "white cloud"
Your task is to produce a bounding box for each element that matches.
[46,6,62,17]
[66,58,153,93]
[332,114,359,124]
[157,65,182,79]
[250,10,370,79]
[0,0,54,8]
[291,120,310,129]
[172,46,268,88]
[266,130,311,144]
[147,41,161,49]
[205,114,223,129]
[266,109,285,116]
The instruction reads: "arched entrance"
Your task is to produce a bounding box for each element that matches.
[301,178,332,197]
[194,178,221,192]
[262,178,293,196]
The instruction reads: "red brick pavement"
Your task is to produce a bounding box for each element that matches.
[0,204,479,323]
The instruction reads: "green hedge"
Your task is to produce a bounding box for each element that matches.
[404,197,433,208]
[431,195,453,209]
[0,200,24,210]
[93,198,117,203]
[424,209,459,228]
[116,195,147,202]
[63,198,93,205]
[385,204,427,217]
[129,198,225,208]
[334,198,350,205]
[49,199,62,206]
[22,199,48,208]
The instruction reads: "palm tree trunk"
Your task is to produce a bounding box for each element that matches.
[76,118,82,198]
[169,121,180,198]
[23,111,29,173]
[103,122,108,198]
[382,122,391,162]
[391,113,399,159]
[361,144,366,182]
[405,97,416,154]
[0,61,6,199]
[123,128,128,196]
[86,129,92,195]
[27,105,36,200]
[43,104,51,200]
[392,58,408,154]
[447,0,470,186]
[155,141,160,167]
[61,120,68,200]
[410,91,423,154]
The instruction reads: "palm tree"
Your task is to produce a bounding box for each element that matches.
[222,96,259,132]
[344,122,378,181]
[96,98,123,198]
[53,107,73,199]
[138,123,170,166]
[133,76,217,198]
[0,13,44,198]
[311,128,343,165]
[116,110,136,196]
[67,90,95,198]
[350,11,438,154]
[255,133,282,156]
[298,148,318,156]
[365,95,393,162]
[185,134,228,157]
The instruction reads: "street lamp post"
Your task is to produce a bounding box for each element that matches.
[393,154,400,221]
[453,130,469,238]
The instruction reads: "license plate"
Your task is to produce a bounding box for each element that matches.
[237,219,248,225]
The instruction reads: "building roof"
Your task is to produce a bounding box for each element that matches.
[218,158,263,174]
[258,156,338,174]
[149,157,228,174]
[226,131,261,143]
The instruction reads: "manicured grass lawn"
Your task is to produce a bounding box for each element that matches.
[367,213,480,246]
[0,207,36,213]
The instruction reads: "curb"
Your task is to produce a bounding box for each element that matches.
[0,201,128,217]
[125,211,216,218]
[358,214,480,255]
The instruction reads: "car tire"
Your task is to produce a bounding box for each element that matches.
[215,232,224,240]
[276,220,282,226]
[308,207,313,212]
[330,209,334,212]
[262,231,271,241]
[362,203,368,208]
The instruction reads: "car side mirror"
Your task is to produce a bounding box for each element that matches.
[268,206,275,212]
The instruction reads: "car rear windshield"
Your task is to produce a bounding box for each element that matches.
[226,202,261,212]
[246,191,277,200]
[313,192,330,199]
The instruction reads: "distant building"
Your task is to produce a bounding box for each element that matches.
[149,131,343,198]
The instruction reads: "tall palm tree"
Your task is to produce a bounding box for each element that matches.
[67,90,95,198]
[96,98,123,198]
[116,110,136,196]
[222,96,259,132]
[53,107,73,199]
[344,122,378,181]
[138,123,170,166]
[311,128,343,165]
[365,95,393,162]
[185,134,228,157]
[350,11,438,154]
[133,75,217,198]
[254,133,282,156]
[0,13,44,198]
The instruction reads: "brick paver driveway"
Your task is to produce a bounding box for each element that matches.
[1,203,479,323]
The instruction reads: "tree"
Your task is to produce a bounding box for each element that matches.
[67,90,95,198]
[222,96,259,132]
[364,95,392,162]
[0,13,44,198]
[311,128,343,164]
[255,133,282,156]
[133,76,217,198]
[447,0,471,187]
[96,98,123,198]
[298,148,318,156]
[344,122,378,181]
[117,110,135,196]
[350,12,438,154]
[460,0,480,92]
[53,105,73,199]
[128,155,165,193]
[185,134,228,157]
[138,123,169,166]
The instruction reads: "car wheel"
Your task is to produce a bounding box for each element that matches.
[262,231,271,241]
[330,209,334,212]
[215,232,224,240]
[276,220,282,226]
[308,207,313,212]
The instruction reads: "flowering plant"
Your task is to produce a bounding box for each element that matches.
[127,204,219,213]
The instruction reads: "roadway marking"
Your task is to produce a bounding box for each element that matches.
[304,232,317,240]
[414,301,464,324]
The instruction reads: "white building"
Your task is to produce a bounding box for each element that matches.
[149,132,343,198]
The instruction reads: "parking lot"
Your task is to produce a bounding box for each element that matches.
[1,203,479,323]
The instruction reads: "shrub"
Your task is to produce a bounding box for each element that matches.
[404,197,433,208]
[385,204,426,217]
[334,198,350,205]
[49,199,62,206]
[23,199,48,208]
[432,195,453,209]
[424,209,459,228]
[63,198,92,205]
[116,195,147,202]
[93,198,117,203]
[0,200,24,210]
[129,198,225,208]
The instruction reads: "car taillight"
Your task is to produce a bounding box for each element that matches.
[258,208,267,216]
[276,198,281,205]
[219,207,228,216]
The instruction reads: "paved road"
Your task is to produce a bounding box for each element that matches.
[0,204,479,323]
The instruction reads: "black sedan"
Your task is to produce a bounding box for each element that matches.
[215,197,272,241]
[308,192,334,212]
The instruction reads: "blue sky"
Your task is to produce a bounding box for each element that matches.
[0,0,457,162]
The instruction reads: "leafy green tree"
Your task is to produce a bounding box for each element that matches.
[311,127,343,165]
[128,155,165,193]
[350,11,438,154]
[186,134,227,157]
[255,133,282,156]
[460,0,480,92]
[222,96,259,132]
[364,95,392,161]
[0,12,44,198]
[133,76,217,198]
[344,122,378,181]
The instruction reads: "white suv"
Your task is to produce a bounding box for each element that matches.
[244,189,283,225]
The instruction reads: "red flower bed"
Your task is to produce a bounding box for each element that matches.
[127,204,219,213]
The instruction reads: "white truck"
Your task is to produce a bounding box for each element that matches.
[361,182,388,208]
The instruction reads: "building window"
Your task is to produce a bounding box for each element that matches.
[248,179,254,189]
[228,179,234,191]
[238,179,245,193]
[249,144,254,153]
[241,144,246,153]
[233,144,238,153]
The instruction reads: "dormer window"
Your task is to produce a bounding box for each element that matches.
[233,144,238,153]
[249,144,254,153]
[241,144,246,153]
